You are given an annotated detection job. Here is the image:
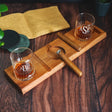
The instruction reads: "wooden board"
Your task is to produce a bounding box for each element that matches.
[4,26,107,94]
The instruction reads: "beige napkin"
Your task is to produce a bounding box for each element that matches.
[0,6,70,39]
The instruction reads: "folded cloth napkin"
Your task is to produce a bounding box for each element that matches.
[0,6,70,39]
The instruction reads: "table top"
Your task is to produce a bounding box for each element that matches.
[0,2,112,112]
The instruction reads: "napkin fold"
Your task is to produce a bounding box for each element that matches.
[0,6,70,39]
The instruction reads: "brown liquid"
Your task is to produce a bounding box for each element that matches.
[14,61,34,80]
[75,25,92,40]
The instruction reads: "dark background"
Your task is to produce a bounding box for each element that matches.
[0,0,92,3]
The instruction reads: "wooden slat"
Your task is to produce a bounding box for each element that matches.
[90,35,112,112]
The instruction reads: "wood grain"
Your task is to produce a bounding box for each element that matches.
[90,30,112,112]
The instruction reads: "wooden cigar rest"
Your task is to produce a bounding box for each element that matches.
[4,26,107,94]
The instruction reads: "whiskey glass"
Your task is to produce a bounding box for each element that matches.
[74,12,95,41]
[10,47,35,81]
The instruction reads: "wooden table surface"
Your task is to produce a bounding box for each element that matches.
[0,2,112,112]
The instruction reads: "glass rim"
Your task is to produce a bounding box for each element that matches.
[76,12,95,25]
[10,47,33,61]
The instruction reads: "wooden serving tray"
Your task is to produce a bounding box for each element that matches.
[5,26,107,94]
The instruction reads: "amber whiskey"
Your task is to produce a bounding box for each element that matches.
[75,25,93,41]
[14,61,35,81]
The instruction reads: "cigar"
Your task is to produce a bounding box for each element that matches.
[57,32,81,51]
[57,49,82,77]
